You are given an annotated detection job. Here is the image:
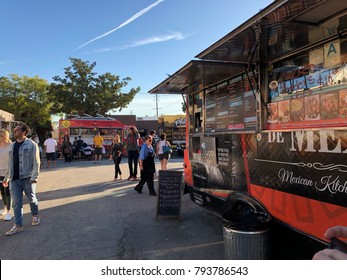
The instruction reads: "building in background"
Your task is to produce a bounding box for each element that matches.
[136,116,158,136]
[0,109,15,132]
[158,115,186,145]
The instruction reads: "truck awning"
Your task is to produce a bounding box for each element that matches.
[197,0,347,63]
[149,60,246,94]
[149,0,347,95]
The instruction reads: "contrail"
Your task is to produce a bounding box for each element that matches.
[74,0,165,51]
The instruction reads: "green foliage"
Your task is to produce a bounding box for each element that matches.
[49,58,140,116]
[0,74,53,132]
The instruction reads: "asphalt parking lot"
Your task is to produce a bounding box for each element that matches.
[0,157,224,260]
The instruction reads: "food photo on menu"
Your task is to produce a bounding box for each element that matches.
[290,97,305,122]
[278,100,291,123]
[339,89,347,118]
[267,102,278,123]
[320,92,339,120]
[304,95,320,120]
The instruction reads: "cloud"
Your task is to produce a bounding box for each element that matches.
[74,0,165,51]
[122,32,186,49]
[84,47,116,55]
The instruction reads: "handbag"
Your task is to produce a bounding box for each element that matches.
[163,142,172,154]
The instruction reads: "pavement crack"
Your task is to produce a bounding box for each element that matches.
[117,227,131,260]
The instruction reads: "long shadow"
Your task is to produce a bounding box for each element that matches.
[0,177,224,260]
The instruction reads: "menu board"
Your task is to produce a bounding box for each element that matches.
[206,93,217,131]
[243,91,257,129]
[267,85,347,130]
[156,170,183,218]
[205,78,257,132]
[215,87,230,130]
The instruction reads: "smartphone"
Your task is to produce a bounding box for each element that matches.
[328,237,347,254]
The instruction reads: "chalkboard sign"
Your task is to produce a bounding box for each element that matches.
[157,170,183,218]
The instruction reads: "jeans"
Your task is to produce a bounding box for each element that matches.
[127,150,139,177]
[0,176,11,211]
[113,155,122,178]
[10,178,39,226]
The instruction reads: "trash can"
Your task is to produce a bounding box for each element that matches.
[222,198,271,260]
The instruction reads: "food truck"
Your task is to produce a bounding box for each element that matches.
[58,115,135,155]
[150,0,347,258]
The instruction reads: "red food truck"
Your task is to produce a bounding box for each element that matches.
[58,115,135,156]
[150,0,347,259]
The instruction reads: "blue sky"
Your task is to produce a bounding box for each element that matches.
[1,0,273,117]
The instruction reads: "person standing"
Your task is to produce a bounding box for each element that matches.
[111,134,123,181]
[0,129,12,221]
[176,144,183,158]
[150,130,157,152]
[134,135,157,196]
[75,136,84,159]
[156,133,172,170]
[61,135,73,163]
[44,133,57,168]
[2,122,40,236]
[109,133,119,161]
[126,127,140,181]
[93,131,104,164]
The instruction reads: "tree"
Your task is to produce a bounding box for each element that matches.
[0,74,53,134]
[49,58,140,116]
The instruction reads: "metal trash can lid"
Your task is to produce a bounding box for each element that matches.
[222,207,271,231]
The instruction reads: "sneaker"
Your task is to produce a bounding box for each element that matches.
[4,212,12,221]
[32,216,40,226]
[5,224,23,236]
[149,192,157,196]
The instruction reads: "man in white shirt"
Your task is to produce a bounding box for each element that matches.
[43,133,57,168]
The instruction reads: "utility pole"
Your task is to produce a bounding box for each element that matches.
[153,94,161,117]
[156,94,159,117]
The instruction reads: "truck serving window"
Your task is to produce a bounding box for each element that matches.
[267,37,347,130]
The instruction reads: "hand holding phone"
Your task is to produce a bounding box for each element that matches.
[328,237,347,254]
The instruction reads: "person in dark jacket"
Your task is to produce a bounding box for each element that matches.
[133,135,156,196]
[125,127,140,181]
[61,135,73,163]
[111,134,123,181]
